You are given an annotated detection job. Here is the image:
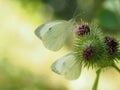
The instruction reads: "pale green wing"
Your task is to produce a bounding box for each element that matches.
[42,20,76,51]
[51,53,82,80]
[35,20,65,39]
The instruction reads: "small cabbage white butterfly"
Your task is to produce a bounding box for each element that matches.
[51,53,82,80]
[35,19,77,51]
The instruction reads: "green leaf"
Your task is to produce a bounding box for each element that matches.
[97,9,120,29]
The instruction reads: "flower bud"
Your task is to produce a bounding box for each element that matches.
[105,37,118,55]
[83,45,94,60]
[76,23,90,36]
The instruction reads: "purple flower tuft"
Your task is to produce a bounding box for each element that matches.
[83,45,94,60]
[76,23,90,36]
[105,37,118,55]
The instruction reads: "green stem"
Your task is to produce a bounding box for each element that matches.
[112,64,120,73]
[92,69,101,90]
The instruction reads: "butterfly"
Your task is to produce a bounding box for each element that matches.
[34,19,77,51]
[51,53,82,80]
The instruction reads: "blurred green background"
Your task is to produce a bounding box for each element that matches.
[0,0,120,90]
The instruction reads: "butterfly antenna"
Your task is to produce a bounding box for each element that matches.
[71,6,89,23]
[72,6,79,19]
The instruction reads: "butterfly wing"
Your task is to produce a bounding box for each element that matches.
[35,20,76,51]
[42,20,76,51]
[35,20,65,39]
[51,53,82,80]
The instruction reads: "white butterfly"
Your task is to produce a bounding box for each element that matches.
[51,53,82,80]
[35,19,77,51]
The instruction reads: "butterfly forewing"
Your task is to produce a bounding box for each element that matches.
[42,20,76,51]
[35,20,65,39]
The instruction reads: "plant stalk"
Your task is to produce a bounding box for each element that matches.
[92,68,101,90]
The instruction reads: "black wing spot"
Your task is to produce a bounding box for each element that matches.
[49,27,52,31]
